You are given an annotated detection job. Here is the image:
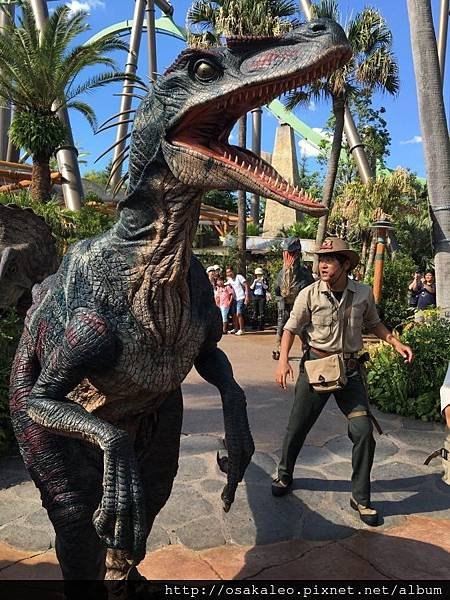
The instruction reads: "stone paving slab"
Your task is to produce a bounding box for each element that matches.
[0,332,448,579]
[1,515,448,581]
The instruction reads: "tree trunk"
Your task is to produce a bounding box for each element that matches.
[360,230,369,276]
[237,114,247,275]
[407,0,450,315]
[364,233,377,281]
[313,94,346,274]
[31,156,52,202]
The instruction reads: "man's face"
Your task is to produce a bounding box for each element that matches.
[424,272,434,284]
[226,269,235,279]
[318,254,349,282]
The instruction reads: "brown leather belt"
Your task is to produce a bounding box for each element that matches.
[310,347,357,360]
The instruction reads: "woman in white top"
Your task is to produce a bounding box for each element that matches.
[225,266,250,335]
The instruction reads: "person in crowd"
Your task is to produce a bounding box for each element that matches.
[214,277,234,334]
[417,269,436,309]
[206,266,216,288]
[272,237,413,527]
[250,267,269,331]
[225,266,250,336]
[408,269,423,308]
[213,264,222,279]
[273,237,314,360]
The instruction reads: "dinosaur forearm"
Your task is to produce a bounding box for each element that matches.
[195,347,254,509]
[28,392,126,450]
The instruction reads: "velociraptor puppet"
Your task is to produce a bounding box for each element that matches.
[9,19,350,580]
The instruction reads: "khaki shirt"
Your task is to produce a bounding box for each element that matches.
[284,278,381,353]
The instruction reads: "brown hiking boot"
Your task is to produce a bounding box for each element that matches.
[271,474,292,497]
[350,497,380,526]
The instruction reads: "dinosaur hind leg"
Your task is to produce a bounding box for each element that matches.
[105,388,183,580]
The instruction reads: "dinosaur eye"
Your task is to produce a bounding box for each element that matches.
[193,60,220,82]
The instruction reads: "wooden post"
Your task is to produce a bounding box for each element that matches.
[372,227,387,304]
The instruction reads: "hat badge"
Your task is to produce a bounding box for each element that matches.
[321,239,333,249]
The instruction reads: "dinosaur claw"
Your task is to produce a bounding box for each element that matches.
[216,451,229,474]
[221,484,235,512]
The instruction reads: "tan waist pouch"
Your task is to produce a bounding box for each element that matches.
[304,354,347,393]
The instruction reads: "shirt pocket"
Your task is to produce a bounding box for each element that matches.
[310,311,335,342]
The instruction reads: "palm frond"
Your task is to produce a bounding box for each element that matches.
[66,100,97,130]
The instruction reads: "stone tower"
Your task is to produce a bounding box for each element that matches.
[262,123,301,237]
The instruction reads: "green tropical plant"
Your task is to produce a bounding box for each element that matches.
[286,1,399,270]
[0,190,117,255]
[367,314,450,421]
[330,168,429,273]
[0,3,131,201]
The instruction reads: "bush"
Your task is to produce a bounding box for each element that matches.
[367,313,450,421]
[365,254,416,330]
[0,309,22,456]
[0,191,117,255]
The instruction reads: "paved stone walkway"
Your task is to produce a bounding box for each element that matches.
[0,331,448,580]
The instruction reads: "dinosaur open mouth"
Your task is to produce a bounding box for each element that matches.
[167,45,351,216]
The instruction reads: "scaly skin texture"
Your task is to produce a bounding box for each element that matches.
[0,204,59,313]
[9,19,350,580]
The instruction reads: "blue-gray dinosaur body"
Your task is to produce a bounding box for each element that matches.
[10,19,350,580]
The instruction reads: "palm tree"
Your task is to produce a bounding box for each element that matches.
[286,0,399,272]
[0,3,131,202]
[187,0,298,274]
[406,0,450,313]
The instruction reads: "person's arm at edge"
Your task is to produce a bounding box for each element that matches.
[369,322,414,363]
[275,330,296,390]
[243,279,251,304]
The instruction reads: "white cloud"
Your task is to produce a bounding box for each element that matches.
[308,100,317,112]
[400,135,422,145]
[66,1,105,15]
[298,138,320,158]
[298,128,329,158]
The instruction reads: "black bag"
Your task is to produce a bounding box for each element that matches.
[409,292,418,307]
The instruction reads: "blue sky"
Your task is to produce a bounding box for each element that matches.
[62,0,450,179]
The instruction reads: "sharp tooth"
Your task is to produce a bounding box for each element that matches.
[254,165,258,174]
[234,156,239,164]
[241,160,246,168]
[247,164,252,172]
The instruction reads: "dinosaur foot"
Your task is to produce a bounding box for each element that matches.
[216,450,229,474]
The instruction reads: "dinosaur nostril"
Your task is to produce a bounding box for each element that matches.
[310,23,327,33]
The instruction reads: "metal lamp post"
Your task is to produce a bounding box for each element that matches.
[371,219,394,304]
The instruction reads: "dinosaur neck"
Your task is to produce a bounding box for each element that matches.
[113,167,202,343]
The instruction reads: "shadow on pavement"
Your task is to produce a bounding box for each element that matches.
[235,462,450,580]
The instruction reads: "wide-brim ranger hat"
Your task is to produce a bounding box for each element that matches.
[254,267,264,275]
[315,237,360,270]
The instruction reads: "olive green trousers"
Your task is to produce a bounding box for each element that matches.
[277,367,376,506]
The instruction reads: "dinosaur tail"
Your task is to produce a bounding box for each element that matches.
[9,328,43,470]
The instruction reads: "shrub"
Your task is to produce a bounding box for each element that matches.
[0,191,117,255]
[365,253,416,329]
[367,314,450,421]
[0,309,22,456]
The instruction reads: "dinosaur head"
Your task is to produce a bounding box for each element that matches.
[128,18,351,216]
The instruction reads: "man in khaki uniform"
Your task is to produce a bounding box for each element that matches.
[273,238,413,526]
